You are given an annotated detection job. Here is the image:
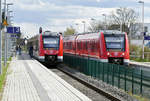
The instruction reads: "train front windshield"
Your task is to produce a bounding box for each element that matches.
[43,36,59,49]
[104,34,125,51]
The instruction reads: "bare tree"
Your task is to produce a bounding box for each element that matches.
[88,7,140,40]
[88,20,105,32]
[110,7,139,35]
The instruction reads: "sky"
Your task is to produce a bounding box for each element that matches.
[6,0,150,37]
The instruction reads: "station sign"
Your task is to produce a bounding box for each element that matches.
[7,27,20,34]
[10,34,18,38]
[144,36,150,40]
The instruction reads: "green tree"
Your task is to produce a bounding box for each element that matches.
[64,26,76,36]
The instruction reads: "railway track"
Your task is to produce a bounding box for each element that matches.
[48,67,111,101]
[42,63,135,101]
[39,58,139,101]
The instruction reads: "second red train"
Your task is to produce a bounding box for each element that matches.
[63,30,130,65]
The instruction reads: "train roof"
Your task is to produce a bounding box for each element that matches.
[102,30,126,35]
[63,30,126,41]
[63,35,77,41]
[76,30,126,35]
[76,32,100,40]
[42,31,60,37]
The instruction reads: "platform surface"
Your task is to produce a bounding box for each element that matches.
[2,54,91,101]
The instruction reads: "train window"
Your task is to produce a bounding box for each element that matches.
[94,40,97,52]
[43,36,59,49]
[85,41,88,51]
[70,42,72,50]
[67,42,69,49]
[80,41,82,50]
[83,41,85,50]
[69,42,72,49]
[77,42,80,50]
[90,40,94,52]
[104,34,125,51]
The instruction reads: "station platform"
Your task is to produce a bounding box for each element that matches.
[130,61,150,69]
[2,53,91,101]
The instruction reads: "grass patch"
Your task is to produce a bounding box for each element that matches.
[130,57,150,62]
[130,44,150,62]
[0,61,10,101]
[2,57,12,61]
[128,92,150,101]
[8,57,12,61]
[0,63,9,92]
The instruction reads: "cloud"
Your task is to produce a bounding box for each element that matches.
[96,0,101,2]
[15,22,39,38]
[13,0,117,35]
[11,0,150,37]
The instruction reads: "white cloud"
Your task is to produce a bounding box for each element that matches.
[96,0,101,2]
[12,0,150,37]
[14,22,39,38]
[12,0,118,35]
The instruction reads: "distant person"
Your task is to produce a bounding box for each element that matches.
[18,46,22,55]
[29,46,33,58]
[15,46,18,56]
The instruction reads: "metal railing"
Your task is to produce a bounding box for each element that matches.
[64,54,150,98]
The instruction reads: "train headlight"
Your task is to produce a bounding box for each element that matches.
[122,53,125,56]
[107,52,110,56]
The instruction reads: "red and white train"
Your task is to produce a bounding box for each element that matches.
[63,30,129,65]
[28,31,63,64]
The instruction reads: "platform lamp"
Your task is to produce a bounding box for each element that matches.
[138,0,144,59]
[82,21,86,33]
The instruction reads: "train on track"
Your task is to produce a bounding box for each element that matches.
[27,31,63,64]
[63,30,129,65]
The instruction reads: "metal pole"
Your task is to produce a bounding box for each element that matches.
[75,23,78,33]
[102,14,107,30]
[142,2,144,59]
[6,4,12,59]
[105,15,107,30]
[0,0,2,74]
[138,1,144,59]
[82,21,85,33]
[84,22,85,32]
[4,0,7,66]
[120,21,122,32]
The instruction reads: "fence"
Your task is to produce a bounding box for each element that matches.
[64,54,150,98]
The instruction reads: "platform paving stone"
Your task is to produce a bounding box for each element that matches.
[2,57,41,101]
[1,54,92,101]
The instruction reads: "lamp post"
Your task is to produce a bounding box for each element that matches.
[138,1,144,59]
[82,21,86,33]
[8,15,13,26]
[75,23,79,33]
[4,0,7,66]
[102,14,107,30]
[7,3,13,16]
[7,10,13,25]
[0,0,2,74]
[7,4,13,59]
[4,3,13,66]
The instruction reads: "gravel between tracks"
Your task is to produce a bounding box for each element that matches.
[57,64,138,101]
[50,68,110,101]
